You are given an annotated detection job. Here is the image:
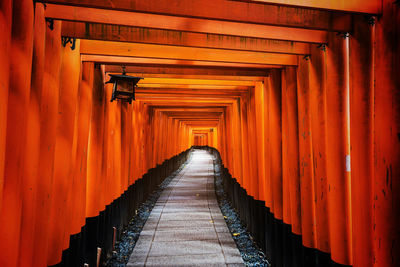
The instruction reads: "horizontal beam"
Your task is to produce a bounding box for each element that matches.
[84,55,281,69]
[140,99,235,105]
[80,40,298,66]
[152,107,225,112]
[137,89,248,95]
[137,84,252,90]
[104,66,271,76]
[62,21,310,54]
[138,78,255,86]
[243,0,381,14]
[121,73,265,81]
[46,4,327,43]
[137,92,243,98]
[38,0,352,31]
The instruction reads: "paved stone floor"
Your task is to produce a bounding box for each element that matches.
[127,150,245,267]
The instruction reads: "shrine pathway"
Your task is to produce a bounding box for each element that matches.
[127,149,244,267]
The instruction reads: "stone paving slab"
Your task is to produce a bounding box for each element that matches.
[127,150,244,266]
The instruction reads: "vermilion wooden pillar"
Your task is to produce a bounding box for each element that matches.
[269,69,283,220]
[62,41,88,243]
[28,5,47,266]
[297,56,317,249]
[18,4,45,267]
[31,18,61,267]
[349,15,374,267]
[282,66,301,235]
[0,0,12,211]
[309,44,330,254]
[373,1,400,266]
[45,21,68,266]
[247,88,259,199]
[57,34,81,252]
[86,64,106,218]
[0,0,34,266]
[240,95,250,191]
[263,77,272,209]
[325,31,352,265]
[254,82,266,201]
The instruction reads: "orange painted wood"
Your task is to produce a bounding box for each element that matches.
[246,89,259,198]
[28,5,47,266]
[104,65,270,77]
[80,40,298,66]
[282,66,301,234]
[281,69,291,225]
[59,40,83,249]
[0,0,34,266]
[83,55,280,69]
[349,15,375,267]
[325,32,352,265]
[62,21,310,55]
[263,77,272,208]
[308,44,330,253]
[86,64,106,218]
[31,19,61,267]
[268,69,283,219]
[248,0,382,13]
[0,0,12,211]
[46,4,327,43]
[373,1,400,266]
[43,21,67,266]
[39,0,352,31]
[19,4,46,266]
[54,35,81,252]
[296,56,317,249]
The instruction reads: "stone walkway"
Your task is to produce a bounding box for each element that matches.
[127,150,245,267]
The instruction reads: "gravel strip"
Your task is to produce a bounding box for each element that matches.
[106,162,189,267]
[213,161,270,267]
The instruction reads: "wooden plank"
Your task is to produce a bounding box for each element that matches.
[62,21,310,54]
[83,55,282,68]
[244,0,381,14]
[46,4,327,43]
[38,0,352,31]
[80,40,298,66]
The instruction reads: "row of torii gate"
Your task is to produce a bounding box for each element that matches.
[0,0,399,267]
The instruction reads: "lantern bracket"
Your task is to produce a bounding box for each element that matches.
[61,37,76,50]
[45,18,54,30]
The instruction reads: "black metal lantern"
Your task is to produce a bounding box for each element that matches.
[106,68,142,104]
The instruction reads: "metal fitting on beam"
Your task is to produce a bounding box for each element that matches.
[367,16,376,26]
[303,55,310,61]
[317,44,327,51]
[337,32,350,39]
[45,18,54,30]
[61,37,76,50]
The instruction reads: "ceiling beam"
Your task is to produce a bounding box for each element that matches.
[241,0,381,14]
[104,66,270,77]
[138,78,255,86]
[137,85,252,90]
[80,40,298,66]
[45,4,327,43]
[62,21,310,54]
[119,73,265,81]
[84,55,281,69]
[38,0,351,31]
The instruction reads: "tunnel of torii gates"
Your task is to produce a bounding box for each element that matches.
[0,0,399,266]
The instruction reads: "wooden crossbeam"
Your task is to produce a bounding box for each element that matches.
[38,0,351,31]
[45,4,327,43]
[83,55,281,69]
[242,0,381,14]
[80,40,298,66]
[62,21,310,54]
[104,66,269,77]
